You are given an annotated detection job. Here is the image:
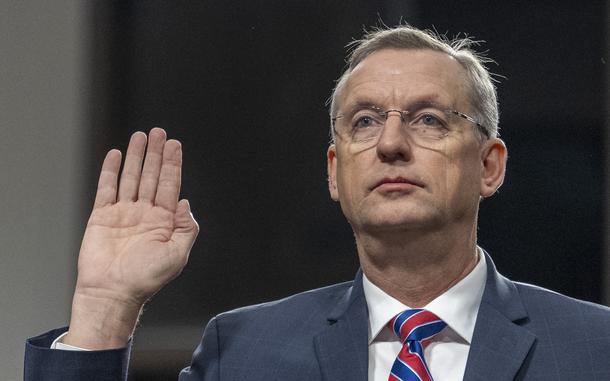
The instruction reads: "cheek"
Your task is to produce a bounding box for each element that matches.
[335,154,369,204]
[336,160,356,197]
[430,148,481,197]
[449,151,483,197]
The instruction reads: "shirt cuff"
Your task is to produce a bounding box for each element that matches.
[50,331,91,351]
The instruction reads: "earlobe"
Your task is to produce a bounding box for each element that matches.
[480,138,507,198]
[327,145,339,201]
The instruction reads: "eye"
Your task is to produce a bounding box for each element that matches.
[355,116,375,128]
[418,114,443,127]
[410,110,450,139]
[352,113,383,129]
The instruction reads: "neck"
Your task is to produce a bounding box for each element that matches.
[356,222,478,307]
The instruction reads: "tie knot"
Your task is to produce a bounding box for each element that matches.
[388,309,447,343]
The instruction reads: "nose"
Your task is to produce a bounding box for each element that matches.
[376,111,412,162]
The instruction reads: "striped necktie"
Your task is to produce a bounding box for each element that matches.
[388,309,447,381]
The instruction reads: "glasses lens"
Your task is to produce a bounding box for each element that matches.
[406,103,451,141]
[334,102,455,152]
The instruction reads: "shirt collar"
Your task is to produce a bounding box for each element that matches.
[362,248,487,345]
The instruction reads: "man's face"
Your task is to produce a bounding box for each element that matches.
[327,48,496,235]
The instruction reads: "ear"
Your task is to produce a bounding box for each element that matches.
[327,144,339,201]
[480,138,507,198]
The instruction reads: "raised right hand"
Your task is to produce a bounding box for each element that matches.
[63,128,199,349]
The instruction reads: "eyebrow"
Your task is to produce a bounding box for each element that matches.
[341,98,454,116]
[342,100,381,112]
[341,94,450,113]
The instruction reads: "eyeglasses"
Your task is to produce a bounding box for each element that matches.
[331,101,488,151]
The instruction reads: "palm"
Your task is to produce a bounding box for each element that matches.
[75,129,198,306]
[78,202,182,302]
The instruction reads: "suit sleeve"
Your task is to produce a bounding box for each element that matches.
[24,327,131,381]
[178,316,220,381]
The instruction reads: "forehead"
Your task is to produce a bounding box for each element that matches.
[340,49,469,110]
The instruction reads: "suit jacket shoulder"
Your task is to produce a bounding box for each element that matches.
[515,281,610,375]
[464,252,610,381]
[179,276,369,380]
[219,278,354,324]
[514,279,610,322]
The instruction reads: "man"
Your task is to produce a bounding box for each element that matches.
[25,25,610,380]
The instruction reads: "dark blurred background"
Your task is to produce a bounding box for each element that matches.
[3,1,607,379]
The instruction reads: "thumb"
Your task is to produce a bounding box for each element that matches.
[173,199,199,251]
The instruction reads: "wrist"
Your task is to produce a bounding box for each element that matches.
[64,289,143,349]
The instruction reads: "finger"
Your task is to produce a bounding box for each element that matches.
[118,132,147,202]
[154,139,182,212]
[138,128,167,202]
[93,149,122,209]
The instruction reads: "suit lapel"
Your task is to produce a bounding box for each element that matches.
[314,270,369,381]
[312,253,536,381]
[463,252,536,381]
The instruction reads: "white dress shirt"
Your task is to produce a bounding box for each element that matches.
[51,332,88,350]
[363,249,487,381]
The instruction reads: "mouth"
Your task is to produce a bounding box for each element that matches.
[371,176,424,191]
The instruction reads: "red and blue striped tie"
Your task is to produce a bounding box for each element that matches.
[388,309,446,381]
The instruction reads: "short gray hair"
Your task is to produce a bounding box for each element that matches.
[329,25,499,141]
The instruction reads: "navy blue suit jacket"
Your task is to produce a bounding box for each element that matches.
[25,253,610,380]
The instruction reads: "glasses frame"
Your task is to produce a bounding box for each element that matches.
[331,104,490,140]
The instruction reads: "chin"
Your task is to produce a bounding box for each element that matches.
[357,212,442,233]
[343,197,447,233]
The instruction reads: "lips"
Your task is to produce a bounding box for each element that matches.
[371,176,424,190]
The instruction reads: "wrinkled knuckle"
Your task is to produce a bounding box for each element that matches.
[165,157,181,166]
[121,172,139,182]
